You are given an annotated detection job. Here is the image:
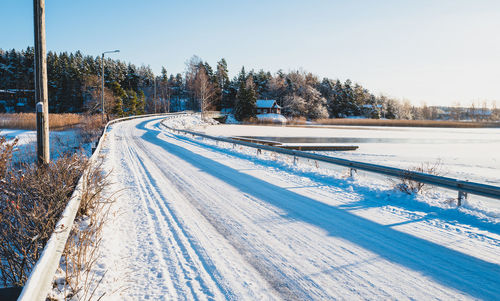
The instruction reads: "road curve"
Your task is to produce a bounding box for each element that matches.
[91,115,500,300]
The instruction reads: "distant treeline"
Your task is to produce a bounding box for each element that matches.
[1,48,499,121]
[0,47,150,115]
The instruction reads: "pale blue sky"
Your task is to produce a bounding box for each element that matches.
[1,0,500,106]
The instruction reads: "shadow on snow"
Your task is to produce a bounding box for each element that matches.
[136,118,500,300]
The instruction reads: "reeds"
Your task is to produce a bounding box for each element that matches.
[313,118,500,128]
[0,113,84,130]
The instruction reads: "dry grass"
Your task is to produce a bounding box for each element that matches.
[286,117,307,125]
[313,118,500,128]
[0,113,85,130]
[393,160,443,195]
[54,161,114,300]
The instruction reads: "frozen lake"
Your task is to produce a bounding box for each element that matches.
[198,124,500,186]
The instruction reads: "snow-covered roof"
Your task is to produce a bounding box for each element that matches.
[0,89,34,93]
[256,99,281,109]
[361,104,382,108]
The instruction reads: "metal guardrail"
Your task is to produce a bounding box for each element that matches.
[18,113,177,301]
[163,121,500,203]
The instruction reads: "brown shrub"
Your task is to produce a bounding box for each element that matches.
[77,115,105,144]
[0,134,17,179]
[394,160,443,195]
[0,150,87,287]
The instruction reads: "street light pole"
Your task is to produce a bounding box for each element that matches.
[154,77,157,114]
[101,50,119,123]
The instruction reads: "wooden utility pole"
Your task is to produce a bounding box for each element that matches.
[34,0,50,164]
[101,53,105,123]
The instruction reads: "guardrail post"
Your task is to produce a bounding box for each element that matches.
[458,191,467,206]
[294,156,298,165]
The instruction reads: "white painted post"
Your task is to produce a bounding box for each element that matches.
[458,191,467,206]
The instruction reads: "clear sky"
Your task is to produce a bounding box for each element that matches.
[1,0,500,106]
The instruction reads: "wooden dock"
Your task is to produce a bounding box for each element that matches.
[278,145,358,151]
[231,137,282,146]
[231,137,359,151]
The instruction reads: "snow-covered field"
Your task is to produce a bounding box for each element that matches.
[0,128,84,161]
[88,115,500,300]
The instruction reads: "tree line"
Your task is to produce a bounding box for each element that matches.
[0,47,149,116]
[1,48,498,121]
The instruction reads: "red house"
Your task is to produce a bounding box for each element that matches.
[256,99,281,114]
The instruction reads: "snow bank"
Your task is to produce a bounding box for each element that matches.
[162,114,218,130]
[256,113,287,124]
[223,114,287,124]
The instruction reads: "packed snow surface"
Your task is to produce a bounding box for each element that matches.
[91,115,500,300]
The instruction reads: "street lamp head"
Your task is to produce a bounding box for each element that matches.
[103,50,120,55]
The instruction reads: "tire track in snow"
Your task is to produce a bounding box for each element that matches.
[119,123,230,300]
[132,134,306,300]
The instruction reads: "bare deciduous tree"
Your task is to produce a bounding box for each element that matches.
[194,68,216,120]
[81,75,114,114]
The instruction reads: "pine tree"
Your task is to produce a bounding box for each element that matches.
[111,82,126,116]
[234,77,257,121]
[327,80,344,117]
[216,58,230,110]
[137,90,146,115]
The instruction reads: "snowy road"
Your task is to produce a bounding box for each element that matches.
[93,116,500,300]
